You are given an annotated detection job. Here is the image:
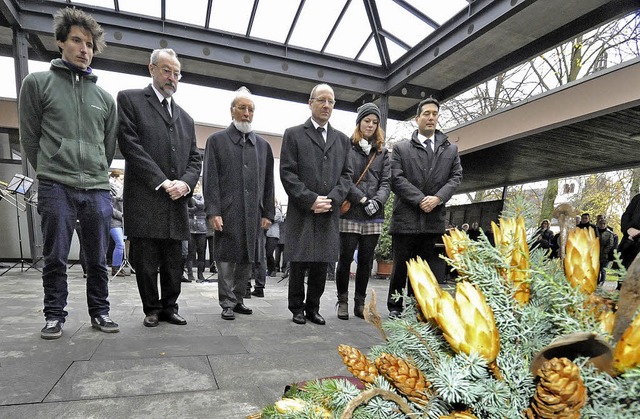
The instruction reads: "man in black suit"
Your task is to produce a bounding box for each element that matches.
[202,87,275,320]
[117,48,202,327]
[280,83,352,325]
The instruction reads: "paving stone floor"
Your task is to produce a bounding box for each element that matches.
[0,264,391,418]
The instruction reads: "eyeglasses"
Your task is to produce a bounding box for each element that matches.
[234,105,255,113]
[152,64,182,80]
[310,97,336,106]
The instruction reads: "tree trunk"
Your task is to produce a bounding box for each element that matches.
[540,179,559,222]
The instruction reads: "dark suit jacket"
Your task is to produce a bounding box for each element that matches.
[117,85,202,241]
[280,118,352,262]
[203,124,275,263]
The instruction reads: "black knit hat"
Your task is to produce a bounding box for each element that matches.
[356,102,381,125]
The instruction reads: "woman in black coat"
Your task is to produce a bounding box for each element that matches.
[335,103,391,319]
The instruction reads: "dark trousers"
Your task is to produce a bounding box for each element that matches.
[288,261,328,315]
[275,243,285,270]
[265,236,278,273]
[336,233,379,298]
[38,181,112,321]
[129,237,183,316]
[206,235,214,266]
[188,233,207,272]
[387,233,439,312]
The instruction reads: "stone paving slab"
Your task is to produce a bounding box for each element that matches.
[0,389,262,418]
[45,356,217,402]
[0,360,72,405]
[91,335,246,360]
[0,264,392,417]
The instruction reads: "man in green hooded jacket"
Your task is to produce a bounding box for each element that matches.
[19,7,119,339]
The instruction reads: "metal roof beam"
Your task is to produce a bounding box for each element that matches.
[391,0,439,29]
[386,0,527,94]
[15,1,387,93]
[0,0,20,27]
[321,0,351,53]
[363,0,390,68]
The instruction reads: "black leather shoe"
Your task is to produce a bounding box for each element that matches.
[251,289,264,297]
[221,307,235,320]
[389,310,402,319]
[162,312,187,325]
[292,313,306,324]
[233,303,253,315]
[143,313,159,327]
[305,312,326,325]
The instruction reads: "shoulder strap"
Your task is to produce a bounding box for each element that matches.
[354,152,377,186]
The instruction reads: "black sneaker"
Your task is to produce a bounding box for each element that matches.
[41,319,63,339]
[91,314,120,333]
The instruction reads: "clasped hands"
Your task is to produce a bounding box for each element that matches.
[312,196,332,213]
[161,179,189,201]
[419,195,441,213]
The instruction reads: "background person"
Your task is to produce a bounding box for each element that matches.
[187,181,208,282]
[335,103,390,320]
[19,7,119,339]
[109,170,127,276]
[117,48,201,328]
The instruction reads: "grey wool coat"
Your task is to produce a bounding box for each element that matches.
[390,129,462,235]
[117,85,202,241]
[203,124,275,263]
[280,118,353,262]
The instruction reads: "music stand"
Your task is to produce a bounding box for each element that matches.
[0,174,40,276]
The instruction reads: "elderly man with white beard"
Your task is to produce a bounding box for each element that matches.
[202,87,275,320]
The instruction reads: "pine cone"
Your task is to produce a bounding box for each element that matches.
[524,357,587,419]
[375,353,431,405]
[337,344,379,384]
[440,411,478,419]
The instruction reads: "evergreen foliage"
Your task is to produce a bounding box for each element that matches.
[260,195,640,418]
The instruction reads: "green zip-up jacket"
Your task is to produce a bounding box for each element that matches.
[19,58,117,190]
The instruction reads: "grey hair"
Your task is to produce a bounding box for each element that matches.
[150,48,179,65]
[231,86,254,108]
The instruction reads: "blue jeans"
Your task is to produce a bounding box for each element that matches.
[38,180,112,321]
[110,227,125,267]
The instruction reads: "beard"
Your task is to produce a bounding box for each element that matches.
[233,120,252,134]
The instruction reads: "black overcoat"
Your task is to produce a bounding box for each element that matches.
[280,118,353,262]
[117,85,202,240]
[203,124,275,263]
[390,129,462,235]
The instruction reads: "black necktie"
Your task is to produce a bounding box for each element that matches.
[317,126,325,141]
[161,98,171,118]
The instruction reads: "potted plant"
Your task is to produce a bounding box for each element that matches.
[374,193,394,277]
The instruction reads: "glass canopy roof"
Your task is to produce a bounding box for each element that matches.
[63,0,469,66]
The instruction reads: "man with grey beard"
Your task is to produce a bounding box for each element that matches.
[202,87,275,320]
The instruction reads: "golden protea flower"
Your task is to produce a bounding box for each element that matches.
[491,216,530,305]
[613,311,640,373]
[407,257,443,321]
[337,344,378,384]
[564,227,599,294]
[585,295,616,336]
[442,228,471,274]
[375,353,431,405]
[436,281,502,379]
[274,397,331,417]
